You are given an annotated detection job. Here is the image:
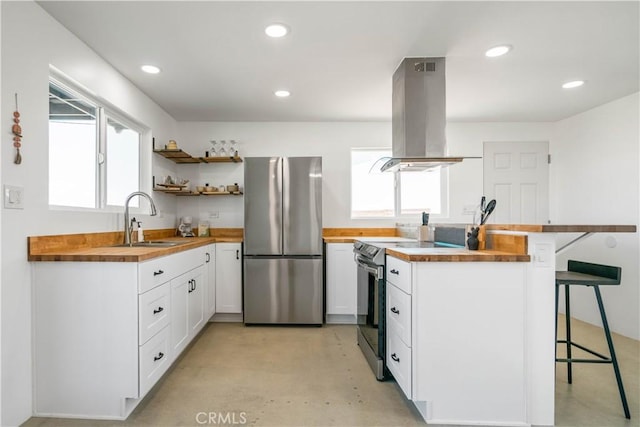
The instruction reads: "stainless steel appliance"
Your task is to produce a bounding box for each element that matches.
[243,157,323,325]
[380,57,480,172]
[354,232,465,380]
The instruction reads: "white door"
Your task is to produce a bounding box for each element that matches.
[216,243,243,313]
[204,244,216,320]
[326,243,357,316]
[483,141,549,224]
[170,272,190,355]
[188,267,205,336]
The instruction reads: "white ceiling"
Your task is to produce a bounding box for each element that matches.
[38,1,639,123]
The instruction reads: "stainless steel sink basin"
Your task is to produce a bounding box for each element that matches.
[112,241,183,248]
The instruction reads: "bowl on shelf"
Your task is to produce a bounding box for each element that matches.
[226,184,239,192]
[196,186,205,193]
[204,186,215,193]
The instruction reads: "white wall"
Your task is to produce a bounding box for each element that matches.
[0,2,180,425]
[551,93,639,340]
[174,121,553,228]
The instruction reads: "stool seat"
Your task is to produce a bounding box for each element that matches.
[556,271,620,286]
[555,259,629,419]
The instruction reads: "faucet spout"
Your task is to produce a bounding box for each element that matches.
[123,191,157,245]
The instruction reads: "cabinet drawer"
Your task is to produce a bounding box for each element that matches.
[386,256,412,294]
[387,282,411,347]
[139,248,205,294]
[139,282,171,345]
[387,330,412,399]
[139,256,176,293]
[139,325,171,396]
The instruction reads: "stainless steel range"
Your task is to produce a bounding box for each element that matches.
[353,231,465,380]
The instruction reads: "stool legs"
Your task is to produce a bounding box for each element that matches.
[593,286,631,419]
[564,284,573,384]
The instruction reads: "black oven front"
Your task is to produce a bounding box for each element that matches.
[355,254,388,380]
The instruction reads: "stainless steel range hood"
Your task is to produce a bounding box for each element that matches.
[381,57,473,172]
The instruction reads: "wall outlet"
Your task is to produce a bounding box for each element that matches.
[462,204,477,215]
[209,211,220,219]
[4,185,24,209]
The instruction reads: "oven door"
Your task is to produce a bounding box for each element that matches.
[355,255,387,379]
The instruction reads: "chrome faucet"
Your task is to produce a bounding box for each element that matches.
[123,191,157,246]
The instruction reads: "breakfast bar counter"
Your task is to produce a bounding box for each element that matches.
[386,223,636,426]
[385,247,530,262]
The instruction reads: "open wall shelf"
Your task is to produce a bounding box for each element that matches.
[153,189,243,197]
[154,149,242,164]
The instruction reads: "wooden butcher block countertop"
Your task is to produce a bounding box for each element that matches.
[386,247,530,262]
[28,228,243,262]
[323,227,397,243]
[485,224,636,233]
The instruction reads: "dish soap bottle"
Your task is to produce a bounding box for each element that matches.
[137,221,144,243]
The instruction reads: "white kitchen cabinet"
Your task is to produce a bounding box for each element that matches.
[325,243,357,323]
[171,266,205,356]
[215,242,242,314]
[188,267,205,335]
[203,244,216,320]
[32,246,207,420]
[385,254,529,425]
[386,257,413,399]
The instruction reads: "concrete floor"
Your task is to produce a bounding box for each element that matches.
[23,318,638,427]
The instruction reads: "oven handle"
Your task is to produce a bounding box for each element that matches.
[354,255,383,279]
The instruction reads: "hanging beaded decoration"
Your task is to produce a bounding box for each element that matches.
[12,93,22,164]
[11,93,22,165]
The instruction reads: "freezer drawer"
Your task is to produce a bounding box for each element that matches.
[244,257,323,324]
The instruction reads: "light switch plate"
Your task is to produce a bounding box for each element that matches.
[4,185,24,209]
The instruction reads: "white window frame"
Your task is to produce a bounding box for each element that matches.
[350,147,450,219]
[48,69,151,213]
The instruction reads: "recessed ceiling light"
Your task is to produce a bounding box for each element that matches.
[274,90,291,98]
[265,23,289,38]
[141,65,161,74]
[485,45,512,58]
[562,80,585,89]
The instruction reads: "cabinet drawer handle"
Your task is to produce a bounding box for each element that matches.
[206,253,210,263]
[153,270,164,276]
[153,352,164,362]
[236,250,239,260]
[153,307,164,315]
[192,279,196,290]
[390,307,400,315]
[391,353,400,363]
[188,279,194,293]
[389,269,399,275]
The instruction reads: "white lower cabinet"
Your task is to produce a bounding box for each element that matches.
[386,325,412,398]
[325,243,357,322]
[139,325,171,396]
[215,242,242,313]
[139,281,171,345]
[386,257,413,400]
[386,255,530,425]
[33,246,208,420]
[204,244,216,320]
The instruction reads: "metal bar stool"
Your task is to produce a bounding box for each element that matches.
[555,260,630,419]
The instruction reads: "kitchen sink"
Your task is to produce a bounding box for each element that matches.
[112,241,183,248]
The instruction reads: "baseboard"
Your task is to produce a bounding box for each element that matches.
[325,314,356,324]
[210,313,243,323]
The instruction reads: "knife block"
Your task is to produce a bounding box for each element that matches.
[417,225,434,242]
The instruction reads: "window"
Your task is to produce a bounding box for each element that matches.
[49,77,143,209]
[351,148,447,218]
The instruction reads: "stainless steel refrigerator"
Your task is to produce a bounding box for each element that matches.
[243,157,323,325]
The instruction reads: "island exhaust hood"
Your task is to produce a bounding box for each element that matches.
[380,57,476,172]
